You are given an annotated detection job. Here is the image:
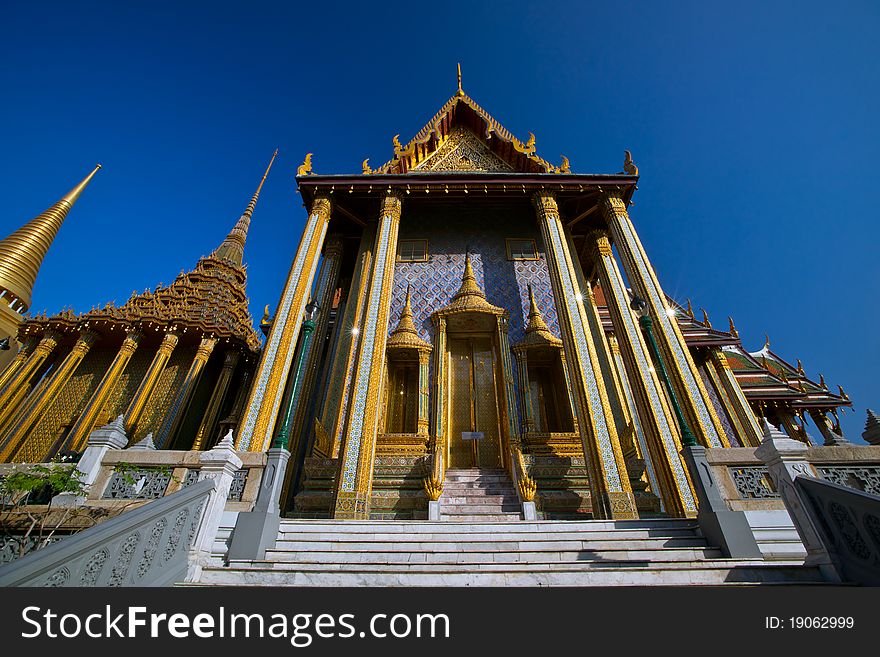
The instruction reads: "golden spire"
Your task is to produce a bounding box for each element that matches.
[524,285,551,335]
[214,149,278,266]
[387,285,431,350]
[0,164,101,313]
[453,252,486,303]
[391,286,419,337]
[457,63,464,96]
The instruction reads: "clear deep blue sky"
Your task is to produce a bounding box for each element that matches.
[1,1,877,441]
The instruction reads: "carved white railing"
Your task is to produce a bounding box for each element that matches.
[0,478,214,587]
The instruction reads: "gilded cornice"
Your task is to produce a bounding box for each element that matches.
[18,254,262,352]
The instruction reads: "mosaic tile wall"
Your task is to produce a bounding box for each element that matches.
[390,200,559,345]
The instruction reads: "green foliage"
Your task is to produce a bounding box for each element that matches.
[0,464,87,507]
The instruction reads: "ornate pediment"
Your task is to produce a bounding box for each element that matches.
[414,126,514,173]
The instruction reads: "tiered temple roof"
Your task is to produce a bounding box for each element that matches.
[18,153,278,352]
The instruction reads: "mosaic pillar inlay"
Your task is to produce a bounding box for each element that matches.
[334,192,403,519]
[602,194,728,449]
[588,230,696,516]
[533,192,636,520]
[237,195,332,451]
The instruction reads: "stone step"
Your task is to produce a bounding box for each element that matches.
[277,519,700,533]
[439,514,524,522]
[195,563,826,586]
[269,537,712,552]
[440,495,520,505]
[241,550,728,572]
[275,528,702,542]
[265,547,722,563]
[440,504,523,514]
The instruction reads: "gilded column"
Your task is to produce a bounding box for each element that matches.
[0,331,98,461]
[608,334,664,505]
[588,230,696,516]
[237,195,333,451]
[602,194,728,448]
[67,331,143,451]
[192,350,240,450]
[565,231,631,448]
[708,350,762,447]
[287,234,344,457]
[317,224,375,457]
[495,316,520,445]
[0,332,62,428]
[417,350,431,436]
[0,336,38,393]
[123,331,179,436]
[513,351,536,434]
[533,192,637,519]
[334,192,402,519]
[430,315,448,458]
[157,336,218,448]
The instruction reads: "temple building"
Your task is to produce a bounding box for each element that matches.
[235,75,853,522]
[0,152,276,462]
[0,77,856,527]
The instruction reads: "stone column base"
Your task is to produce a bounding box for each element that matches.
[607,491,639,519]
[334,491,370,519]
[522,501,538,520]
[428,500,441,521]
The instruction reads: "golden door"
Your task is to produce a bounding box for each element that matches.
[447,336,503,469]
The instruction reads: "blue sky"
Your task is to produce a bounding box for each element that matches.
[1,1,877,441]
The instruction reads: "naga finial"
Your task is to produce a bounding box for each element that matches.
[525,132,536,152]
[819,373,827,389]
[296,153,313,176]
[623,150,639,176]
[392,134,403,153]
[701,308,712,328]
[763,334,771,350]
[362,158,372,174]
[685,298,694,318]
[797,358,805,375]
[557,155,571,173]
[838,385,850,401]
[728,316,739,338]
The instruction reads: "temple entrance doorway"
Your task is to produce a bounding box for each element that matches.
[447,335,503,469]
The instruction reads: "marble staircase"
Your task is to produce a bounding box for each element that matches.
[439,469,522,522]
[193,517,827,586]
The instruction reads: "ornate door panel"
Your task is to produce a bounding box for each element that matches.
[448,338,475,468]
[472,337,502,468]
[446,336,503,469]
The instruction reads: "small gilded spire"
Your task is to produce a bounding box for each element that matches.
[453,252,486,302]
[388,285,431,350]
[214,149,278,266]
[0,164,101,313]
[524,285,552,336]
[457,63,464,96]
[392,285,419,336]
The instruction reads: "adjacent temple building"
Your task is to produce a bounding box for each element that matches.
[0,76,862,527]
